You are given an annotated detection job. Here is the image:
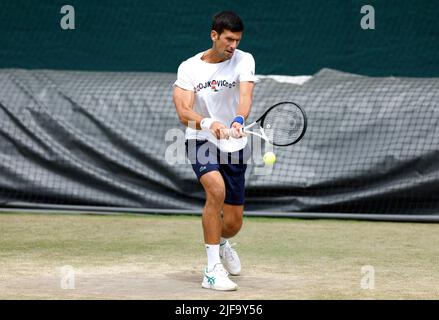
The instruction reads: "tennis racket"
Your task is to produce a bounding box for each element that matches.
[227,101,307,146]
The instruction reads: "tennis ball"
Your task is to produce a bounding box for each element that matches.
[263,152,276,165]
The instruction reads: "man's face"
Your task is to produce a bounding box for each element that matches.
[212,29,242,60]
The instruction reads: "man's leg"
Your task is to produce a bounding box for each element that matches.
[219,204,243,275]
[199,171,226,245]
[217,146,247,276]
[199,170,238,291]
[221,204,243,238]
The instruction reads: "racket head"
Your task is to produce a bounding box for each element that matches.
[258,101,307,146]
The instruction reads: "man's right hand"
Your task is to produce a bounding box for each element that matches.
[210,121,229,139]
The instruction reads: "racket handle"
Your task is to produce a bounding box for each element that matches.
[225,127,244,138]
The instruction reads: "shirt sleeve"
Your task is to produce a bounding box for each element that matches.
[238,53,258,83]
[173,62,194,91]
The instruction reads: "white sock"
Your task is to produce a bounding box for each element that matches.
[205,244,221,271]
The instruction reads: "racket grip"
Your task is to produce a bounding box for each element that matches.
[226,127,244,138]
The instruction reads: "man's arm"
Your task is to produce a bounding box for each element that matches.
[173,86,202,129]
[235,81,254,120]
[231,81,255,134]
[173,86,228,138]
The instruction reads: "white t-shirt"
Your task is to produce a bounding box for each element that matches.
[173,49,257,147]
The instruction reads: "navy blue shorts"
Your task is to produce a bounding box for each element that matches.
[185,139,249,206]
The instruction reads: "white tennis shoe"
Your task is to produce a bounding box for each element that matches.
[202,263,238,291]
[219,240,241,275]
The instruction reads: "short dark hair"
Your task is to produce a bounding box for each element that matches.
[211,11,244,35]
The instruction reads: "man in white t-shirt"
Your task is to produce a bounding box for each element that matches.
[173,11,257,291]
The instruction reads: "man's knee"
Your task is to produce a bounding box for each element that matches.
[206,185,226,204]
[225,218,242,234]
[200,171,226,207]
[222,206,243,236]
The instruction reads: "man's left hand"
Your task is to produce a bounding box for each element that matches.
[230,121,246,138]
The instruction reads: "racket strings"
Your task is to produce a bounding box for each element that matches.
[262,105,305,145]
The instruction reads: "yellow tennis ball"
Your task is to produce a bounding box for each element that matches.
[263,152,276,165]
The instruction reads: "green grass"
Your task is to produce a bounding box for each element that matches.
[1,212,438,299]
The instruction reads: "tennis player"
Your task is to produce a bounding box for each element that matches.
[173,11,256,291]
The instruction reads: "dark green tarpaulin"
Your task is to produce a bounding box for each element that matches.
[0,0,438,76]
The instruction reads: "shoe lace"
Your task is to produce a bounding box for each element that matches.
[215,264,229,276]
[224,242,238,260]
